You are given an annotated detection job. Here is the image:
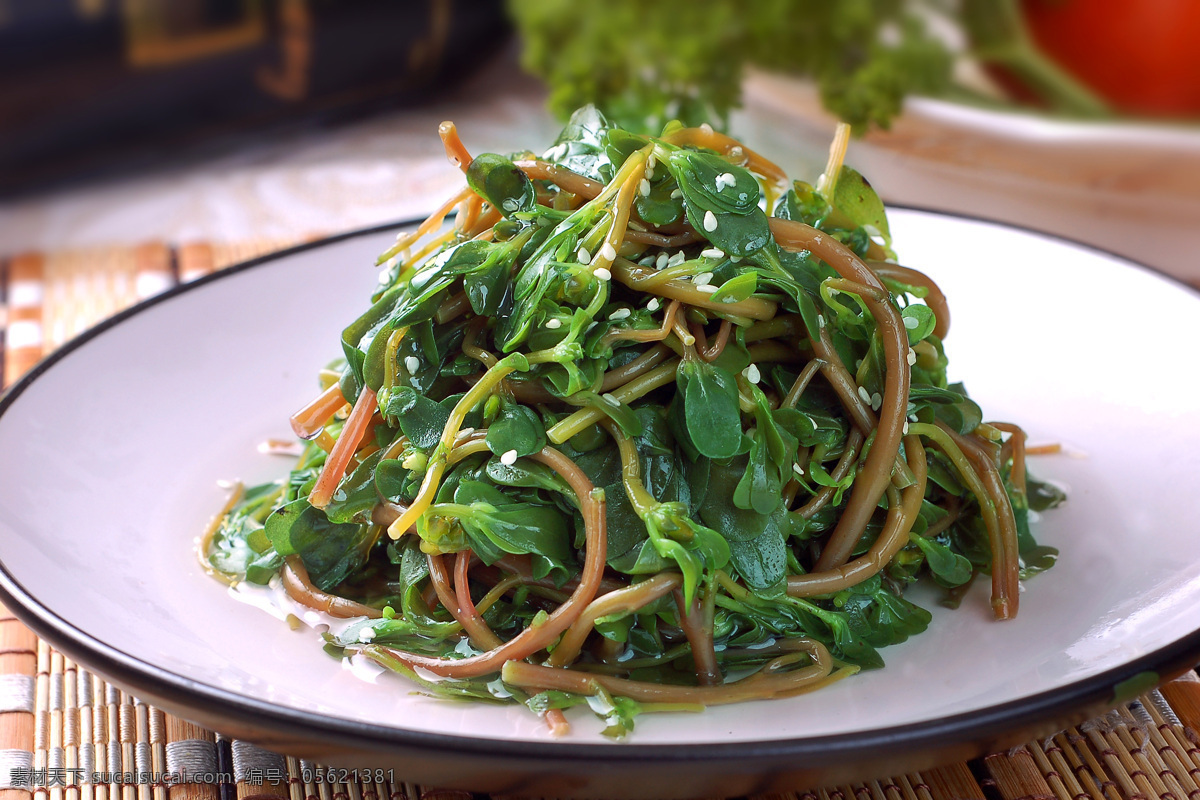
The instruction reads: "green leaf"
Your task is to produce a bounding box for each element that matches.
[635,177,684,227]
[466,153,536,218]
[205,482,285,585]
[396,537,430,591]
[900,304,936,344]
[932,382,982,435]
[727,522,788,593]
[573,391,644,439]
[688,206,773,258]
[911,532,974,586]
[445,481,575,571]
[572,444,650,565]
[733,386,799,515]
[678,358,743,460]
[486,401,547,458]
[385,386,452,449]
[1012,499,1059,578]
[374,458,412,503]
[463,256,510,317]
[603,128,649,172]
[734,433,780,515]
[264,499,373,591]
[821,613,885,669]
[669,151,760,215]
[697,457,771,542]
[324,451,384,525]
[708,270,757,305]
[773,407,847,449]
[485,456,575,500]
[340,282,404,387]
[832,165,891,249]
[543,105,611,181]
[1027,477,1067,512]
[774,181,830,226]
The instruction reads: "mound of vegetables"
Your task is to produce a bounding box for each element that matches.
[205,108,1061,736]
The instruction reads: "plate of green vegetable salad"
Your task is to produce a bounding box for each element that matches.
[2,110,1199,798]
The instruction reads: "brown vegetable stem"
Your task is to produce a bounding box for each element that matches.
[369,446,607,677]
[281,556,382,619]
[547,573,682,668]
[769,219,911,572]
[502,639,843,705]
[788,434,927,596]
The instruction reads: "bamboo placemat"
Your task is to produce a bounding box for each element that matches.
[2,239,1200,800]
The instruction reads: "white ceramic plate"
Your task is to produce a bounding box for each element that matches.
[2,211,1199,798]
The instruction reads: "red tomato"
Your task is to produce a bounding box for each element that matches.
[1020,0,1200,116]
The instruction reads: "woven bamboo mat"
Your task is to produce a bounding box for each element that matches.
[2,239,1200,800]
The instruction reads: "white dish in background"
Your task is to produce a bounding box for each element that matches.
[1,211,1199,798]
[742,73,1200,284]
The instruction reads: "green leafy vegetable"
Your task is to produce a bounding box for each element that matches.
[206,110,1061,739]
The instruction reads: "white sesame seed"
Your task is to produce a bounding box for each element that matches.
[647,154,657,169]
[593,267,612,281]
[871,393,882,411]
[699,123,714,135]
[703,210,718,232]
[902,421,910,435]
[817,314,826,328]
[656,253,669,269]
[792,462,805,476]
[714,174,730,191]
[730,255,742,263]
[715,172,736,191]
[404,356,420,374]
[903,315,919,330]
[646,297,661,312]
[696,284,718,294]
[546,318,562,329]
[700,248,725,259]
[909,414,919,422]
[857,386,871,404]
[577,246,591,265]
[907,348,917,366]
[742,364,761,384]
[608,307,631,321]
[668,250,686,267]
[646,167,655,180]
[602,393,621,407]
[358,627,376,642]
[693,272,714,286]
[670,188,683,199]
[639,179,651,197]
[639,254,656,266]
[500,449,518,466]
[600,242,617,262]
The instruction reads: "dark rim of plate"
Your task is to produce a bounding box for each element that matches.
[1,208,1199,770]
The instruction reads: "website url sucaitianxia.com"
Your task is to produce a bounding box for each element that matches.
[1,767,379,791]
